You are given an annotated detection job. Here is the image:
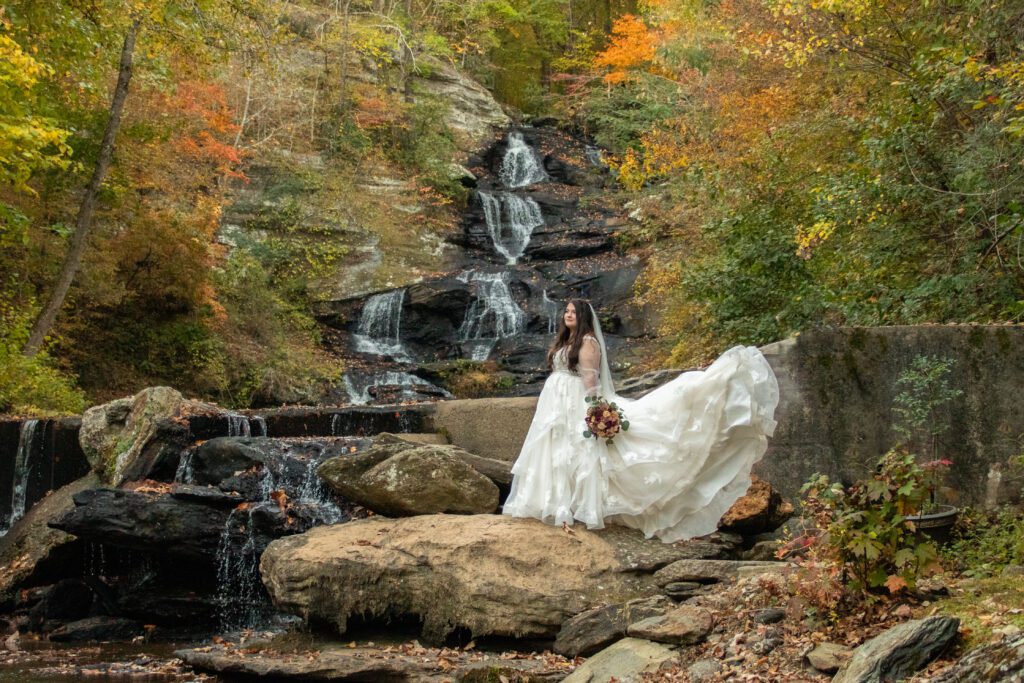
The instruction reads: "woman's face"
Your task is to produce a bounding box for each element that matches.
[564,303,577,330]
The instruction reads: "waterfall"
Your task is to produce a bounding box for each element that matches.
[543,290,560,334]
[214,446,345,630]
[479,191,544,264]
[215,508,267,630]
[175,449,196,484]
[342,371,448,405]
[3,419,40,535]
[458,271,526,361]
[500,131,548,188]
[227,414,250,437]
[251,416,267,436]
[353,290,409,361]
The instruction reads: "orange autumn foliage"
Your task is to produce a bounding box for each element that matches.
[594,14,658,84]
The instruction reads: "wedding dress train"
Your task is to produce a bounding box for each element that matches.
[502,328,779,543]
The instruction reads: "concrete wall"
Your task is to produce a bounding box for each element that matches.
[757,325,1024,506]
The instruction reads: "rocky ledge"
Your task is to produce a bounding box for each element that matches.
[259,514,752,644]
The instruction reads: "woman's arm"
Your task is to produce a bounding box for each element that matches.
[579,336,601,397]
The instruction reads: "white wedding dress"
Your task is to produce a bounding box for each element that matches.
[502,323,780,543]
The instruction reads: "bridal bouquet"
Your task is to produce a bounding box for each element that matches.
[583,395,629,445]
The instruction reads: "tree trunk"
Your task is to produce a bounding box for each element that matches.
[23,17,142,357]
[402,0,415,103]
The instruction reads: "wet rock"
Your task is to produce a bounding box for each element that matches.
[26,579,95,632]
[80,387,210,485]
[806,642,854,674]
[554,595,673,657]
[48,616,144,642]
[0,473,99,602]
[718,476,794,536]
[317,443,499,516]
[561,637,677,683]
[653,559,789,586]
[191,437,330,497]
[833,616,960,683]
[928,632,1024,682]
[51,489,303,560]
[625,605,713,645]
[260,515,661,642]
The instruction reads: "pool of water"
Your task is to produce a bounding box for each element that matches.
[0,640,220,682]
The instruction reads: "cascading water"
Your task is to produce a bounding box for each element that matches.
[342,371,449,406]
[227,414,251,437]
[479,191,544,264]
[543,290,560,334]
[458,271,526,361]
[214,447,346,630]
[2,419,40,535]
[501,131,548,188]
[353,289,409,361]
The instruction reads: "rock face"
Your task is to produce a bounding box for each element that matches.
[413,57,510,153]
[430,398,539,463]
[832,616,960,683]
[260,514,664,642]
[79,387,210,485]
[0,473,99,601]
[317,442,499,516]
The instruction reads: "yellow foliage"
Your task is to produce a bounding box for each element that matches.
[594,14,658,85]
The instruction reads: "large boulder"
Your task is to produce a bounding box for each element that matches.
[317,443,499,516]
[79,387,215,485]
[833,616,960,683]
[260,515,664,642]
[429,398,538,463]
[0,473,99,602]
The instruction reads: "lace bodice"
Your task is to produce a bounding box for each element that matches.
[552,336,601,395]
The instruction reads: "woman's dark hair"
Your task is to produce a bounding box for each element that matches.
[547,299,595,372]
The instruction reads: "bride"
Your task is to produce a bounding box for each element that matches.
[501,299,780,542]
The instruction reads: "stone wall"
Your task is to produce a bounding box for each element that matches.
[758,325,1024,506]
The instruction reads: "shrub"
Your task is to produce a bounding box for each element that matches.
[801,450,943,596]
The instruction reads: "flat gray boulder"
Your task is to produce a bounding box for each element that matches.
[554,595,674,657]
[833,616,960,683]
[260,514,661,642]
[561,637,677,683]
[625,605,714,645]
[653,559,788,585]
[317,443,499,516]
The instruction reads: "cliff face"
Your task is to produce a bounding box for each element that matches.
[218,6,512,304]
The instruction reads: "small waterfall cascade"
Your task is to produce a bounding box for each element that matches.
[543,290,560,334]
[342,371,448,405]
[214,447,347,630]
[2,419,40,535]
[479,191,544,264]
[458,271,526,361]
[353,289,409,361]
[501,131,548,188]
